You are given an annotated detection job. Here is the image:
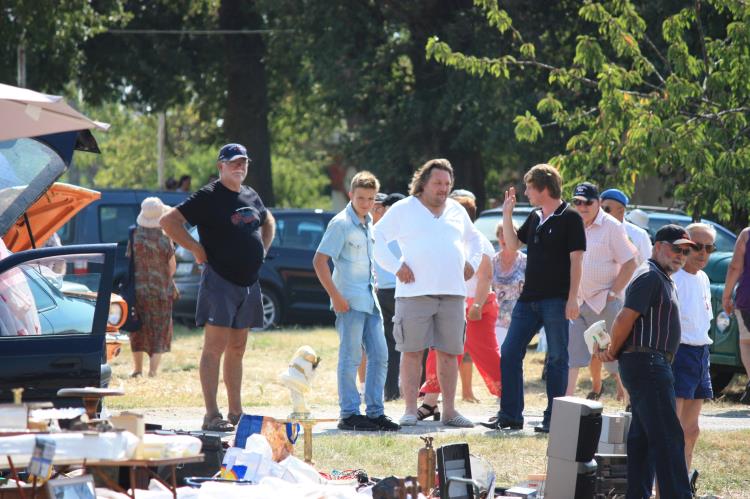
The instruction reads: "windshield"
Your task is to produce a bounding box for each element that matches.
[0,138,66,236]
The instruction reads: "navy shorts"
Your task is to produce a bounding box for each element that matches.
[673,343,713,400]
[196,264,263,329]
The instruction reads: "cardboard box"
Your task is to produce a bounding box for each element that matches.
[110,411,144,438]
[599,414,627,444]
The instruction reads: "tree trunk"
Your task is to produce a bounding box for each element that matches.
[219,0,274,205]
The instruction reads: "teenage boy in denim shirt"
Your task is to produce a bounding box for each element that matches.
[313,171,400,432]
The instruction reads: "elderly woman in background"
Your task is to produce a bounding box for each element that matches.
[492,221,527,349]
[129,197,176,378]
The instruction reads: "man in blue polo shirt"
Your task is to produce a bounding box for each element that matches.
[597,224,696,499]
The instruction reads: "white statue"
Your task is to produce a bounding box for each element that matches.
[278,346,320,419]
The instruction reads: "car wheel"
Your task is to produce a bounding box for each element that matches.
[260,288,281,330]
[709,366,735,396]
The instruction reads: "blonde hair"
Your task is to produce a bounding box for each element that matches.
[409,158,454,196]
[523,164,562,199]
[350,170,380,192]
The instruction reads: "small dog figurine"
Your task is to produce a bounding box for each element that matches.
[278,345,321,419]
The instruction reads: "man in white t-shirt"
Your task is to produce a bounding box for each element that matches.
[672,222,716,478]
[374,159,482,427]
[600,189,652,265]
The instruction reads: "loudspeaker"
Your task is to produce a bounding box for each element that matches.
[437,443,472,499]
[547,397,603,462]
[545,458,597,499]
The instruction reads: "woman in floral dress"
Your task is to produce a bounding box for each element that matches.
[129,197,176,378]
[492,222,526,349]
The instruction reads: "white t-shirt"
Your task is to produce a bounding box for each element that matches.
[624,221,652,265]
[464,234,496,298]
[374,196,483,298]
[672,268,713,345]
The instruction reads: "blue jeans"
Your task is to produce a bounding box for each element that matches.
[619,352,692,499]
[499,298,569,424]
[335,308,388,418]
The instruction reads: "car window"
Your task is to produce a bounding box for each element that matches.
[643,215,736,252]
[99,205,138,244]
[0,254,104,337]
[273,216,326,250]
[474,212,530,248]
[0,138,67,236]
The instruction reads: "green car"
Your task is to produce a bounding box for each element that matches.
[475,206,746,396]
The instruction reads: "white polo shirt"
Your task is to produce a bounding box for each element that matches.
[624,221,653,265]
[673,268,713,346]
[374,196,482,298]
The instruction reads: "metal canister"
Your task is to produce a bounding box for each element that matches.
[417,436,436,494]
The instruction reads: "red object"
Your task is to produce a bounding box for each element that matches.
[421,293,502,396]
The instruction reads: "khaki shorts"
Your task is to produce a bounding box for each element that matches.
[737,310,750,343]
[393,295,465,355]
[568,299,622,372]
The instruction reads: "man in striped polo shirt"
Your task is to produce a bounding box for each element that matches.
[596,224,696,499]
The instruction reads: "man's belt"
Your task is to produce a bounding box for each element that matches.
[622,345,674,364]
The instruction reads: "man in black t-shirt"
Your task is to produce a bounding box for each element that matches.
[161,143,276,432]
[596,225,695,498]
[483,164,586,433]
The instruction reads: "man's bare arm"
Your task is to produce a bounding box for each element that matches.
[261,210,276,252]
[160,208,207,264]
[502,186,521,251]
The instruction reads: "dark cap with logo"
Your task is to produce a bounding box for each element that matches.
[382,193,406,207]
[375,193,388,204]
[218,143,250,162]
[573,182,600,201]
[654,224,697,247]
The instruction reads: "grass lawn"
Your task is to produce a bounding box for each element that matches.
[109,324,750,496]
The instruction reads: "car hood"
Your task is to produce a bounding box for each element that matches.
[2,182,100,252]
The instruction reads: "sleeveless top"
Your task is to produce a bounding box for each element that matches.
[735,234,750,310]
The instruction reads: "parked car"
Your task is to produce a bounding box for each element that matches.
[59,189,189,286]
[475,204,746,395]
[173,208,336,329]
[0,132,118,406]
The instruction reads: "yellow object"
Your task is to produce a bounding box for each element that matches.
[12,388,23,405]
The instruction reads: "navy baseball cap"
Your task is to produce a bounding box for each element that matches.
[573,182,600,201]
[600,188,629,206]
[382,193,405,207]
[375,193,388,204]
[218,143,250,162]
[655,224,697,247]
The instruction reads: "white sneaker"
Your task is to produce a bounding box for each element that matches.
[399,413,418,426]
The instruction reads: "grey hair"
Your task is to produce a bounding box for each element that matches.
[686,222,716,241]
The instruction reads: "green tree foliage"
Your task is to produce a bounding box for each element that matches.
[428,0,750,228]
[0,1,128,90]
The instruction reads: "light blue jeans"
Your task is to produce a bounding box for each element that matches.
[335,308,388,418]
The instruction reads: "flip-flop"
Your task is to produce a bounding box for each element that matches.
[202,413,234,432]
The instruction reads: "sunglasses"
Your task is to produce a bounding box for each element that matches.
[664,242,690,256]
[572,199,595,206]
[692,243,716,254]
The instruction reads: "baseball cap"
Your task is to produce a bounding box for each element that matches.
[382,193,405,207]
[449,189,476,200]
[375,192,388,204]
[573,182,600,201]
[654,224,697,247]
[218,143,250,162]
[600,188,629,206]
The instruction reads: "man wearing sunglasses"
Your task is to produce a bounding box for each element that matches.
[600,188,652,265]
[596,224,697,499]
[671,223,716,485]
[567,183,637,402]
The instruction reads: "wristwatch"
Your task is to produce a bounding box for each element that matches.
[471,302,482,309]
[608,290,617,299]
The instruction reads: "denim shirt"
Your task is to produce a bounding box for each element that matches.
[316,203,379,313]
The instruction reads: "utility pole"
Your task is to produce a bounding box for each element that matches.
[157,112,166,189]
[17,35,26,87]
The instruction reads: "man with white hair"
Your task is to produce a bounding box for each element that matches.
[672,223,717,479]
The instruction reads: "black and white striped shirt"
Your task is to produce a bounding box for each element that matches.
[623,259,682,355]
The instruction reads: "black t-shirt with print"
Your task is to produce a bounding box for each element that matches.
[178,181,267,286]
[517,201,586,301]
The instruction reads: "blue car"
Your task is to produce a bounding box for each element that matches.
[0,132,117,406]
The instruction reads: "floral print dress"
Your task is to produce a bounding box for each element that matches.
[492,251,527,331]
[129,227,175,354]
